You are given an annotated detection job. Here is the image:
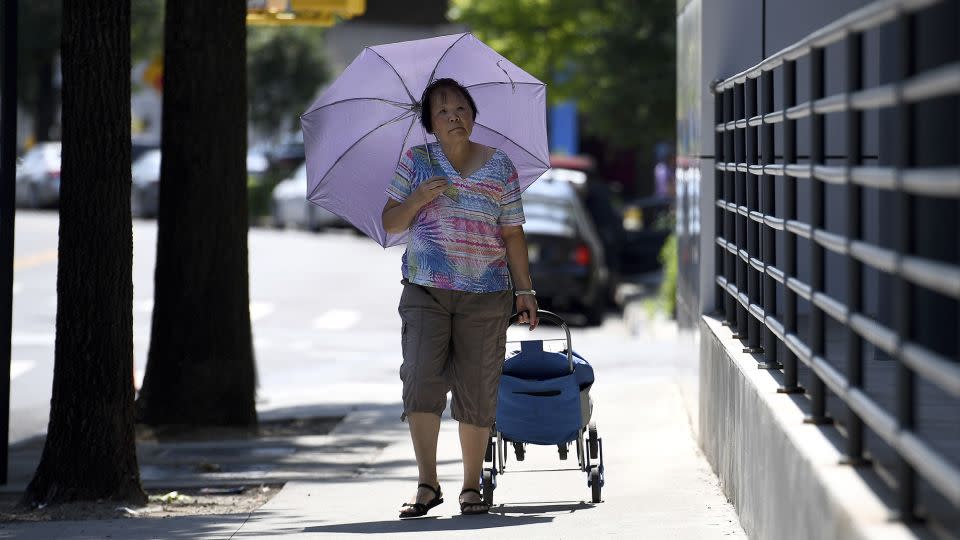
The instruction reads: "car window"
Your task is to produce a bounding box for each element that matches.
[522,197,578,232]
[132,150,161,178]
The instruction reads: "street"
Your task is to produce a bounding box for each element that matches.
[10,210,662,444]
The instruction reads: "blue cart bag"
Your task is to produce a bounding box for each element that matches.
[496,340,595,445]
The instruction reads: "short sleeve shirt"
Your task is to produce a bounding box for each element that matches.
[386,143,525,293]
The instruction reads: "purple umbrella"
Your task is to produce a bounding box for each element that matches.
[300,32,549,247]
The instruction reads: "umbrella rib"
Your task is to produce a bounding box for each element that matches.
[301,97,411,118]
[474,121,550,170]
[426,32,471,88]
[307,110,416,201]
[367,48,417,105]
[464,81,544,90]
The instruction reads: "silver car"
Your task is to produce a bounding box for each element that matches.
[131,149,161,218]
[15,142,61,208]
[270,163,343,231]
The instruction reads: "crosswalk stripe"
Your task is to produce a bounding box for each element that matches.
[312,309,361,331]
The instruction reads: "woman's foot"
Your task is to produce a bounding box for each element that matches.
[399,483,443,519]
[459,488,490,515]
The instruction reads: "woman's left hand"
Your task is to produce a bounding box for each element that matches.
[515,294,539,330]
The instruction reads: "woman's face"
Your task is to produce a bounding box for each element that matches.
[429,87,474,145]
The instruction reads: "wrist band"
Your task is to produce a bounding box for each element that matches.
[514,289,536,297]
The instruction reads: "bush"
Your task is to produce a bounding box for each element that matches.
[657,233,678,318]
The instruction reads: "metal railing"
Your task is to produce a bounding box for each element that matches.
[710,0,959,523]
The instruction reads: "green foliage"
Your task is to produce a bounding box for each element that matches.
[247,26,330,133]
[132,0,165,62]
[658,233,678,318]
[449,0,676,152]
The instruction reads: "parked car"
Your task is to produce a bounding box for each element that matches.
[620,195,674,277]
[15,142,61,208]
[131,148,161,218]
[270,163,344,231]
[522,175,609,325]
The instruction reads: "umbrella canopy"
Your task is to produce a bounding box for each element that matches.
[300,32,549,247]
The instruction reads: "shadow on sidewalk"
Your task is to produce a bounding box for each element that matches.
[303,513,554,534]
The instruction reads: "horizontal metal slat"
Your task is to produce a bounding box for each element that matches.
[749,211,765,224]
[901,342,960,398]
[785,220,813,239]
[903,62,960,104]
[766,265,786,284]
[849,313,898,356]
[849,240,897,273]
[901,256,960,299]
[813,228,848,255]
[785,164,811,178]
[851,166,895,190]
[786,102,811,120]
[764,110,784,124]
[813,165,846,184]
[748,115,764,127]
[812,291,849,324]
[750,256,766,272]
[748,165,765,176]
[764,164,785,176]
[813,94,846,114]
[850,84,896,110]
[764,215,785,231]
[787,277,812,300]
[749,303,766,321]
[902,167,960,198]
[898,432,960,507]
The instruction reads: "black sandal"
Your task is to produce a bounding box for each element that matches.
[399,483,443,519]
[459,488,490,515]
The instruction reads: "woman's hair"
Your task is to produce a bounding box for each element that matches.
[419,78,478,134]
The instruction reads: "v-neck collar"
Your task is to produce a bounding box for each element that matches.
[431,142,497,180]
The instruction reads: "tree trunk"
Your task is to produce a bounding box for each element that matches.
[135,0,257,426]
[21,0,145,506]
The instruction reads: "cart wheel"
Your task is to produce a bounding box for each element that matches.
[484,438,494,463]
[590,466,602,503]
[513,442,525,461]
[558,443,568,460]
[588,423,599,460]
[482,469,495,506]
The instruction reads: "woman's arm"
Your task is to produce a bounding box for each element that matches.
[382,176,448,233]
[502,225,539,329]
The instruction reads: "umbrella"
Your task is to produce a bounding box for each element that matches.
[300,32,549,247]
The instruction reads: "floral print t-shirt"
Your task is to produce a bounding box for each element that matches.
[386,142,525,293]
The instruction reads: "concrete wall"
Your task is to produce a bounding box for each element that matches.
[699,315,925,540]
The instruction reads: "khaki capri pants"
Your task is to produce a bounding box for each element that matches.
[398,279,514,428]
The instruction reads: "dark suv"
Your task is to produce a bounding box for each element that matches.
[521,175,609,325]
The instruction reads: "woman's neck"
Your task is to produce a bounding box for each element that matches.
[440,140,473,171]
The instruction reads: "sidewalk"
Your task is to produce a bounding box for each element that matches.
[0,319,746,539]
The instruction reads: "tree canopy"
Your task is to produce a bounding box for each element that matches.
[247,25,330,135]
[448,0,675,152]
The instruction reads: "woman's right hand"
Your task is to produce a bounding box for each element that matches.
[411,176,449,206]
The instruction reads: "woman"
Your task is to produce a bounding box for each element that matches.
[382,78,539,518]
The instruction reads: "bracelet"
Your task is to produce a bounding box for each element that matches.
[514,289,536,297]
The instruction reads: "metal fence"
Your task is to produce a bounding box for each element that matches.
[710,0,958,523]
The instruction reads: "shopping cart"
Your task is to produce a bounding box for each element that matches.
[481,310,605,504]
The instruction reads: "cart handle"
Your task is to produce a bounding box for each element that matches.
[507,309,573,373]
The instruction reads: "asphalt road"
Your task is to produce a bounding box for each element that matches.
[8,211,651,444]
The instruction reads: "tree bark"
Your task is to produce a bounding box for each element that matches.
[21,0,145,506]
[135,0,257,426]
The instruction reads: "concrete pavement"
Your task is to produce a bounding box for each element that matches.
[0,318,745,539]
